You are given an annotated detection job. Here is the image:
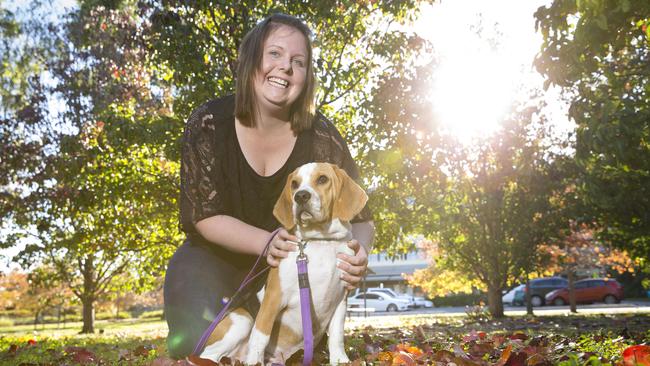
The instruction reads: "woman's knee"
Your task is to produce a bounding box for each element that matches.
[167,324,203,360]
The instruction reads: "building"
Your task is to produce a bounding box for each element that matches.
[362,249,429,295]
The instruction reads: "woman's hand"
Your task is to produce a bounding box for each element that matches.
[336,240,368,290]
[266,229,298,267]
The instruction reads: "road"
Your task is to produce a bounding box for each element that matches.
[346,299,650,319]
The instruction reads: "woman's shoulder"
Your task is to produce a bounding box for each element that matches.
[311,112,347,149]
[185,94,235,131]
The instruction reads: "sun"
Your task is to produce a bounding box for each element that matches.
[430,44,514,141]
[412,0,546,142]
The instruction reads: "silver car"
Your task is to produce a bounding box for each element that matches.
[347,292,411,312]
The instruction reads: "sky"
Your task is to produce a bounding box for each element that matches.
[1,0,573,272]
[412,0,571,142]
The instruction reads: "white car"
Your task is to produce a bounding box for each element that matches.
[363,287,416,308]
[413,296,434,308]
[502,284,525,305]
[347,292,411,312]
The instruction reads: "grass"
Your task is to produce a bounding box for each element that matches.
[1,312,649,365]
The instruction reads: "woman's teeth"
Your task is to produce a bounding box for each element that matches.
[268,77,288,88]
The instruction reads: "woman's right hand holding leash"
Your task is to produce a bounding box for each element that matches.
[266,228,298,267]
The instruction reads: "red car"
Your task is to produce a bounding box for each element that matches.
[545,278,623,306]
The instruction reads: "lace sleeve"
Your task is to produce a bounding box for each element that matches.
[179,105,226,233]
[313,116,373,223]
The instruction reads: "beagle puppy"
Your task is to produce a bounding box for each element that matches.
[198,162,368,365]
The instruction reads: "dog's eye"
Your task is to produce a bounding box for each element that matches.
[317,175,328,185]
[291,180,299,190]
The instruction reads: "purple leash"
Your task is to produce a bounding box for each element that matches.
[191,228,281,356]
[296,240,313,366]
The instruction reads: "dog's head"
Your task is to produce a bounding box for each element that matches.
[273,162,368,230]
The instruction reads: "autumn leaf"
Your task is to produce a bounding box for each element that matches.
[622,345,650,366]
[391,351,415,366]
[65,346,97,364]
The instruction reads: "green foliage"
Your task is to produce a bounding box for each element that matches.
[535,0,650,262]
[430,292,485,307]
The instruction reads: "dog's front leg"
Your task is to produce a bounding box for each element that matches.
[327,297,350,365]
[245,268,283,365]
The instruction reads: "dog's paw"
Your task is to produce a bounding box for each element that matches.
[244,353,263,366]
[329,353,350,365]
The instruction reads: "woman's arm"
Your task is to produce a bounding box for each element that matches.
[195,215,299,265]
[337,220,375,290]
[351,220,375,253]
[195,215,272,256]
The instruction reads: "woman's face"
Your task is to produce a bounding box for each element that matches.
[254,24,308,116]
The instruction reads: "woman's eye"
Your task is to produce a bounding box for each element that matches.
[292,59,304,67]
[317,175,328,185]
[269,50,280,57]
[291,180,299,189]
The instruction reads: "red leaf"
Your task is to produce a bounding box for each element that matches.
[622,345,650,366]
[65,346,97,364]
[505,352,528,366]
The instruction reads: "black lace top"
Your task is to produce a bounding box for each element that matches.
[179,94,372,241]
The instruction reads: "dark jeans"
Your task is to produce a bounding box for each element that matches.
[163,238,258,359]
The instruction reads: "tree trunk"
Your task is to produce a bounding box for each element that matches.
[568,270,577,313]
[33,310,40,330]
[487,284,504,318]
[525,277,534,316]
[80,255,97,333]
[81,297,95,334]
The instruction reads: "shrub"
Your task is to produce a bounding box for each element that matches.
[138,310,163,319]
[96,311,131,320]
[431,292,486,307]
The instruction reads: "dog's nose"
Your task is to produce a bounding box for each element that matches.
[294,190,311,204]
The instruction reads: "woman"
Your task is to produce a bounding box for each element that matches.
[164,13,375,360]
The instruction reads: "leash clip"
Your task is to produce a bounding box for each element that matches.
[296,240,308,263]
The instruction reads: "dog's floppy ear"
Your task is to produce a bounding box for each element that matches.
[332,165,368,222]
[273,171,296,230]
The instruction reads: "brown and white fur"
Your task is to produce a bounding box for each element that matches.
[198,162,368,365]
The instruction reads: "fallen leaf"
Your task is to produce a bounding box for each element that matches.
[7,344,18,356]
[377,351,393,362]
[495,344,513,366]
[186,355,218,365]
[505,351,527,366]
[65,346,97,364]
[622,345,650,366]
[392,351,415,366]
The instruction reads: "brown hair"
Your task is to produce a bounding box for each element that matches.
[235,13,316,133]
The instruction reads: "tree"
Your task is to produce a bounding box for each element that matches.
[535,0,650,263]
[7,3,181,333]
[408,97,569,318]
[540,222,637,312]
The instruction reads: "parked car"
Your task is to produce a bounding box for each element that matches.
[513,277,569,307]
[360,287,416,308]
[502,284,525,305]
[545,278,623,306]
[413,296,434,308]
[347,292,411,312]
